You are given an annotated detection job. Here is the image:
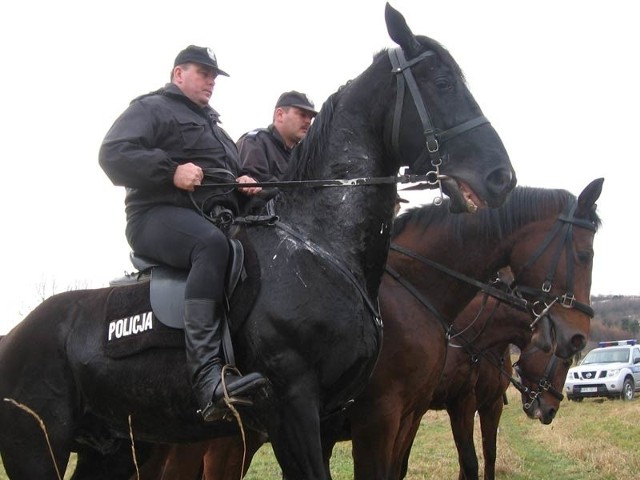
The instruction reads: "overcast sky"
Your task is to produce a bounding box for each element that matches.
[1,0,637,334]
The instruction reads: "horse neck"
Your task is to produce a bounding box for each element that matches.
[278,75,399,297]
[453,297,532,353]
[390,228,507,321]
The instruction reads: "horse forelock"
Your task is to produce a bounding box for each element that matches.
[392,186,601,245]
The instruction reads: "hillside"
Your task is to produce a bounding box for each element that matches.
[587,294,640,348]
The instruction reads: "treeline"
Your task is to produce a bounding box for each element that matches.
[587,294,640,347]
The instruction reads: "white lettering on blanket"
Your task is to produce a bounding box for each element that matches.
[108,312,154,341]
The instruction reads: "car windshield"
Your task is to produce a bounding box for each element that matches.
[581,348,630,365]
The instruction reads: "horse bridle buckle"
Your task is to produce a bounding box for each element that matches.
[426,137,439,153]
[560,293,576,308]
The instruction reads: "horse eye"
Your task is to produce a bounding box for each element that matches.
[576,250,593,263]
[434,77,453,91]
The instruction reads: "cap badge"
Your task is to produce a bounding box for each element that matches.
[206,48,217,63]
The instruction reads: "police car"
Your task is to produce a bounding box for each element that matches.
[565,339,640,401]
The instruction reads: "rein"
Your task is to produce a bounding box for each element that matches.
[196,170,443,190]
[198,48,491,200]
[385,243,528,372]
[388,243,528,311]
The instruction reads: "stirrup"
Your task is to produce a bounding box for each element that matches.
[199,395,254,422]
[198,365,265,422]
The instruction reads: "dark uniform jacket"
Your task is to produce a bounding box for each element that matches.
[236,125,292,183]
[99,83,245,221]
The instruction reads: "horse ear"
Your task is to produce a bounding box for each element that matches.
[385,3,422,58]
[575,177,604,218]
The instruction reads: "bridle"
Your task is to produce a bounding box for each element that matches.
[388,47,490,204]
[386,253,565,408]
[512,200,597,330]
[196,47,490,202]
[512,346,567,409]
[386,197,596,405]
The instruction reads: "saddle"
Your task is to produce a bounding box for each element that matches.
[106,239,246,362]
[110,239,246,329]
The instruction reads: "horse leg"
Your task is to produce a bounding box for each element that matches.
[398,436,415,479]
[447,395,480,480]
[202,431,267,480]
[320,413,350,480]
[267,392,327,480]
[350,400,405,479]
[478,397,504,480]
[147,442,206,480]
[0,409,72,480]
[71,445,136,480]
[391,413,423,479]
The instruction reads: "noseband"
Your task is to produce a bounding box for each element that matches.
[388,47,490,204]
[513,201,597,329]
[513,346,566,409]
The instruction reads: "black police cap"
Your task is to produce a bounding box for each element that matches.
[173,45,229,77]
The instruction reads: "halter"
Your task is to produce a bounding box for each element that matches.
[388,47,490,205]
[513,200,597,329]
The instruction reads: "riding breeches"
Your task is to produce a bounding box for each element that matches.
[125,205,230,302]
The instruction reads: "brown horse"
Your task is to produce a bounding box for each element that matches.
[116,179,601,480]
[425,295,529,480]
[514,345,572,424]
[418,289,572,480]
[342,179,601,479]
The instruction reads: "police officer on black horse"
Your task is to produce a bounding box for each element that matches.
[99,45,267,422]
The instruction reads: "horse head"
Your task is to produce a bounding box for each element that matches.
[515,346,572,424]
[384,3,516,212]
[509,178,604,359]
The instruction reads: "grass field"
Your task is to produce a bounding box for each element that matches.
[2,387,639,479]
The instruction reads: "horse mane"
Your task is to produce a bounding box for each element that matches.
[393,186,602,244]
[283,88,342,182]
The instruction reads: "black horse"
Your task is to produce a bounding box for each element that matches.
[0,4,515,479]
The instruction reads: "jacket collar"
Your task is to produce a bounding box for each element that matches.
[163,83,221,122]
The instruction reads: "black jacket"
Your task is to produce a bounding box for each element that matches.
[236,125,292,183]
[99,83,244,220]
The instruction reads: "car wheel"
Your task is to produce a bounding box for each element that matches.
[574,397,583,403]
[621,378,635,401]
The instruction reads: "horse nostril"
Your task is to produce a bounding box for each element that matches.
[571,334,587,352]
[486,167,516,196]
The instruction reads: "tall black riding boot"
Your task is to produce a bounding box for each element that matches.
[184,299,267,422]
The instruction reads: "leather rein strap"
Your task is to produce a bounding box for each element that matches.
[388,243,528,311]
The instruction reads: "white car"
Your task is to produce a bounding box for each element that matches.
[565,339,640,401]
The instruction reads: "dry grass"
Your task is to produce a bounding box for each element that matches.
[2,388,639,479]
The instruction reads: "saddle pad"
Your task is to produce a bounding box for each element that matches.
[103,282,185,359]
